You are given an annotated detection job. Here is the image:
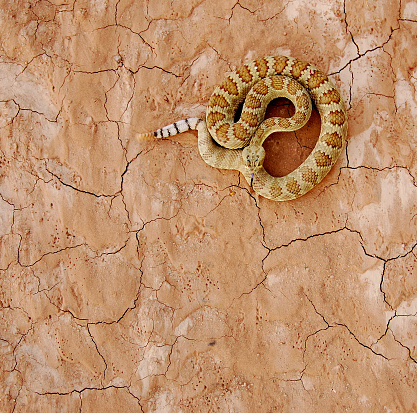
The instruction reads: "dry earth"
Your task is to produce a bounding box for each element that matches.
[1,0,417,411]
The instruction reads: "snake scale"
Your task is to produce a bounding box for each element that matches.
[138,56,347,201]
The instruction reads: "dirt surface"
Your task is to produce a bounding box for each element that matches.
[1,0,417,411]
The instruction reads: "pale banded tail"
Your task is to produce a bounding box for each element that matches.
[137,117,203,140]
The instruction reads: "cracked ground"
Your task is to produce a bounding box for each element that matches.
[1,0,417,411]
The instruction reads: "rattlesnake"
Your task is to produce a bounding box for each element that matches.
[138,56,347,201]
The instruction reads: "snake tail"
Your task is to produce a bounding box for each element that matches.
[137,117,203,140]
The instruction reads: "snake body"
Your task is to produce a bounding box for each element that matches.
[139,56,347,201]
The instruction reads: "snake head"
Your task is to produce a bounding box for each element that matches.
[242,145,265,171]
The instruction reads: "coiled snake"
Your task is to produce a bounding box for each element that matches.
[138,56,347,201]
